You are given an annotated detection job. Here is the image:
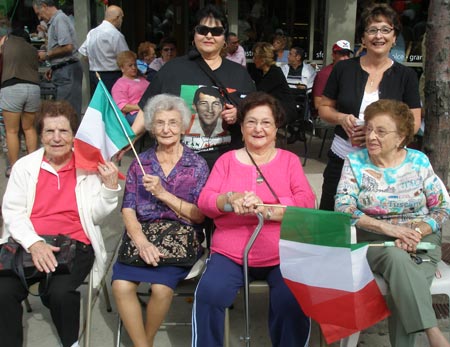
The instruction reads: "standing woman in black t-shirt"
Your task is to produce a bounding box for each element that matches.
[128,5,255,170]
[318,3,421,211]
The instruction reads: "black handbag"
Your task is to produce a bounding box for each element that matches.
[117,220,201,268]
[0,234,77,295]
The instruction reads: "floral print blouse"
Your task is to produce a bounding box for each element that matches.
[122,144,209,226]
[335,148,450,233]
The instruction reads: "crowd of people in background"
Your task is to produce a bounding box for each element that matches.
[0,2,447,347]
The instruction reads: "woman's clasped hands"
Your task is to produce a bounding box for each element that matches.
[228,191,265,215]
[389,224,422,252]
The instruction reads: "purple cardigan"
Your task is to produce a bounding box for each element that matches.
[198,149,315,267]
[122,145,209,227]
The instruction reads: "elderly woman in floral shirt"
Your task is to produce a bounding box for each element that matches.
[335,99,450,347]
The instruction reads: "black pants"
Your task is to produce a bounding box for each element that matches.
[0,242,94,347]
[319,149,345,211]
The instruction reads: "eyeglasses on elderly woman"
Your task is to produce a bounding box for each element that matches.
[365,126,397,138]
[364,26,394,35]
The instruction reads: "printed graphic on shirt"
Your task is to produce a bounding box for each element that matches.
[180,85,230,153]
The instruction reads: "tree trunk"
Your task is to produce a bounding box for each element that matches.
[422,0,450,185]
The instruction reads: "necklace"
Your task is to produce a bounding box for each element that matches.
[363,58,392,87]
[245,147,275,184]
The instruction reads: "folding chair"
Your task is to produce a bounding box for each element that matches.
[281,89,309,165]
[304,100,334,164]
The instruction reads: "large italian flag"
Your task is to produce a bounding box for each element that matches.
[74,80,135,174]
[280,207,390,344]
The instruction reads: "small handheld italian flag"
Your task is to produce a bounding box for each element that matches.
[279,207,390,344]
[74,80,136,178]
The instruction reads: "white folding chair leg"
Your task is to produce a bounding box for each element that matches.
[84,269,94,347]
[339,332,360,347]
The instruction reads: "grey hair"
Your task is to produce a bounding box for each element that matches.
[143,94,191,132]
[32,0,56,7]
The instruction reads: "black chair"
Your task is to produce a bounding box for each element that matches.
[282,88,310,165]
[304,101,335,164]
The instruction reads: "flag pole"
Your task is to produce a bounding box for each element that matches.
[95,72,146,175]
[255,203,287,209]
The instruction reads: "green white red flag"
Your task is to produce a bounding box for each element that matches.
[279,207,390,344]
[74,80,135,176]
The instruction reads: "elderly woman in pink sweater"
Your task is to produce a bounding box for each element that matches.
[111,50,149,126]
[192,92,315,347]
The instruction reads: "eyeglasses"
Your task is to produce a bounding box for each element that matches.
[194,25,225,37]
[365,26,394,36]
[244,119,275,129]
[154,120,181,130]
[162,47,175,52]
[365,126,397,138]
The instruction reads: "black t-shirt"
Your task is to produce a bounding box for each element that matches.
[139,55,256,169]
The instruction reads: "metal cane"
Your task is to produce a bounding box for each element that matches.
[241,212,265,347]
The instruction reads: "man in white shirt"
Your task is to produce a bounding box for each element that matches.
[281,46,316,91]
[225,32,246,67]
[79,5,129,94]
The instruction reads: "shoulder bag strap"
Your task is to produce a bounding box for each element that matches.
[245,147,280,203]
[192,54,237,106]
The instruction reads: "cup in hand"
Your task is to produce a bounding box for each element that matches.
[351,119,365,146]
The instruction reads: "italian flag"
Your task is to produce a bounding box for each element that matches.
[279,207,390,344]
[74,80,135,176]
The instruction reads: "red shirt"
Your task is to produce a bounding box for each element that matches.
[30,155,90,244]
[312,63,334,99]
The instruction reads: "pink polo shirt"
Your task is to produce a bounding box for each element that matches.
[30,155,90,244]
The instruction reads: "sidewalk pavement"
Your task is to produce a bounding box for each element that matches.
[1,135,449,346]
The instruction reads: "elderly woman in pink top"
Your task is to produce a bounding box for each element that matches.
[192,92,315,347]
[112,50,150,125]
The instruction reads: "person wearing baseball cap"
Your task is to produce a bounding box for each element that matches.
[312,40,353,109]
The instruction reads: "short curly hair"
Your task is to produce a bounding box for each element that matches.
[364,99,414,148]
[35,100,79,135]
[143,94,191,133]
[237,91,285,128]
[357,3,401,41]
[252,42,275,67]
[116,50,137,68]
[137,42,156,60]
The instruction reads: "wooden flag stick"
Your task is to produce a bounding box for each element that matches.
[255,203,287,209]
[95,72,146,175]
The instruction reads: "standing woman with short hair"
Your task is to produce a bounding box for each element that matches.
[318,3,421,211]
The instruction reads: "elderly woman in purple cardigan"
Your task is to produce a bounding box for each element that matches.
[112,94,209,347]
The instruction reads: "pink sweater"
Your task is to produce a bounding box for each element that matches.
[198,149,315,267]
[111,76,149,113]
